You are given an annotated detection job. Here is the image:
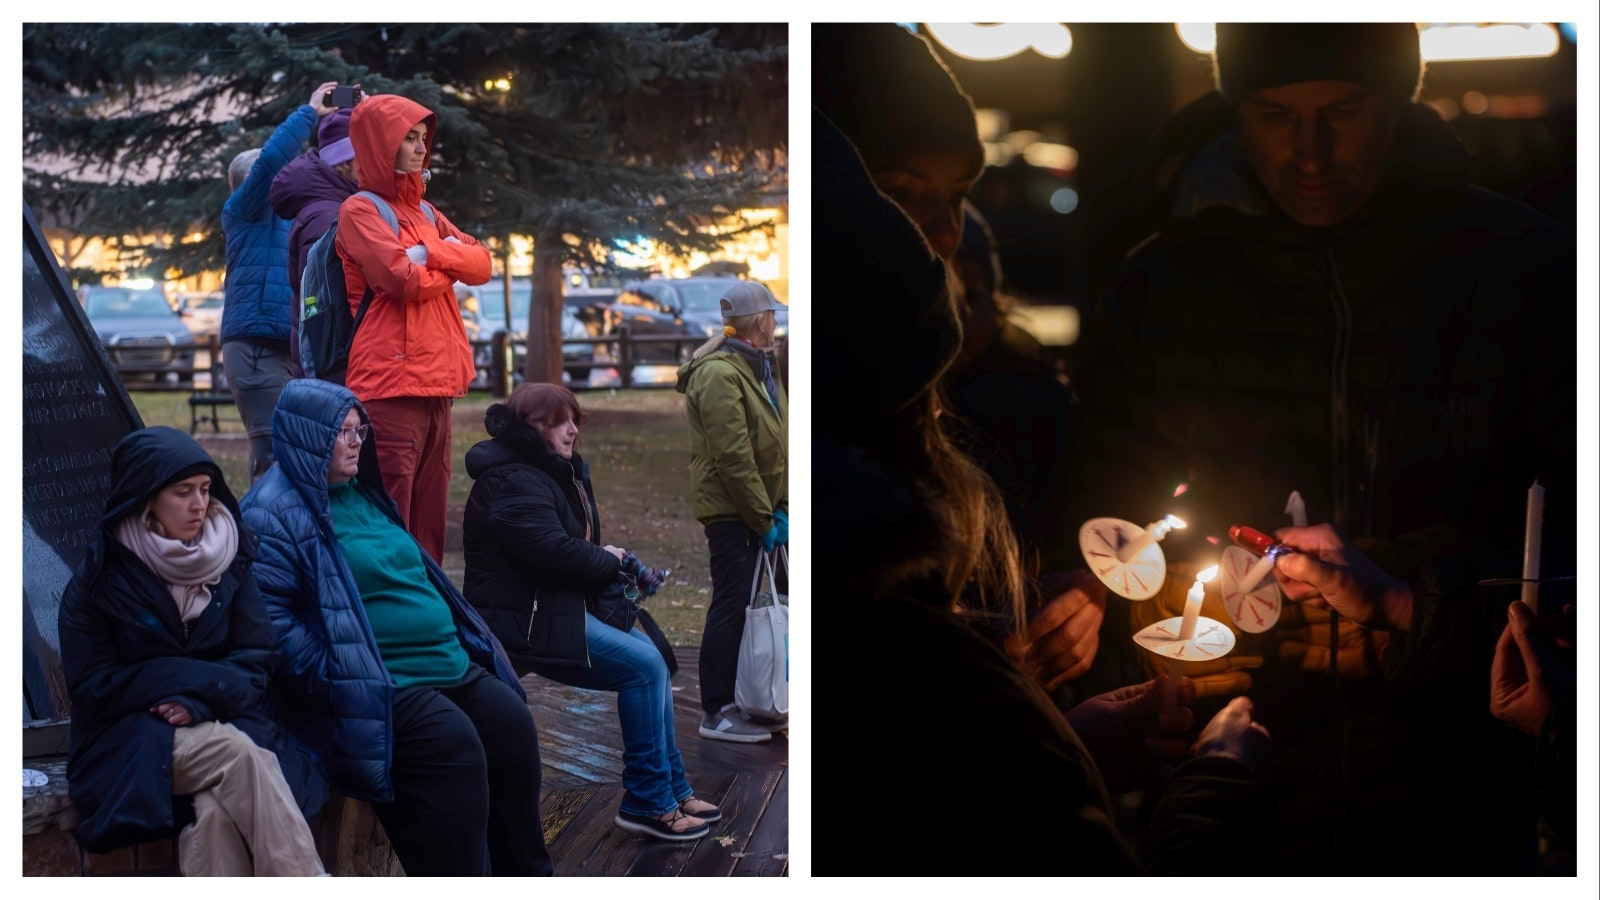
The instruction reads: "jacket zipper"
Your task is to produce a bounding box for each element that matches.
[526,587,539,642]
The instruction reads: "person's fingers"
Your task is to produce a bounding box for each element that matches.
[1275,551,1341,596]
[1024,588,1089,643]
[1279,639,1329,672]
[1489,619,1524,695]
[1506,600,1551,683]
[1157,702,1194,733]
[1226,654,1265,671]
[1273,524,1345,561]
[1191,670,1253,698]
[1029,598,1100,664]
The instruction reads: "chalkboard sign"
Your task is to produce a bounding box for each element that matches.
[22,203,143,723]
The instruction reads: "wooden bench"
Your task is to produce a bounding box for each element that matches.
[188,336,235,434]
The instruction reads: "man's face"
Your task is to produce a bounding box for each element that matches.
[869,152,983,260]
[1237,80,1399,228]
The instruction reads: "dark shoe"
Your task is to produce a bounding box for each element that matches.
[679,797,721,823]
[614,809,709,842]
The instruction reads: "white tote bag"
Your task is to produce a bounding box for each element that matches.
[735,548,789,721]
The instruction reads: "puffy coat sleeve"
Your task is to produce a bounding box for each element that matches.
[241,503,333,703]
[223,104,318,224]
[697,364,776,533]
[421,207,492,287]
[489,470,620,591]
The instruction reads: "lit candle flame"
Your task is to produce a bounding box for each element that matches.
[1165,514,1187,530]
[1197,564,1219,583]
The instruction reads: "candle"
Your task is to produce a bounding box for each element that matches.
[1165,564,1219,705]
[1234,553,1278,598]
[1522,481,1544,615]
[1285,490,1307,527]
[1117,514,1187,562]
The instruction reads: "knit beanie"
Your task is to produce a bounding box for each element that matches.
[812,23,984,175]
[813,105,958,421]
[1213,23,1424,105]
[318,108,355,166]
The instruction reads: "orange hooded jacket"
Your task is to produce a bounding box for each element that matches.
[335,94,490,401]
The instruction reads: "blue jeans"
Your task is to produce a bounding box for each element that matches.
[531,612,693,817]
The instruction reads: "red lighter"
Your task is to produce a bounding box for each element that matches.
[1229,523,1289,560]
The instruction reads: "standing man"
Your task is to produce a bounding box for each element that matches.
[337,93,490,563]
[1070,23,1575,873]
[221,80,340,483]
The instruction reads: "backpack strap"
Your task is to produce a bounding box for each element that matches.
[345,191,437,335]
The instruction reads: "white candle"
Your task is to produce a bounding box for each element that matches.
[1165,565,1218,705]
[1234,553,1278,597]
[1286,490,1307,527]
[1522,481,1544,614]
[1117,514,1186,562]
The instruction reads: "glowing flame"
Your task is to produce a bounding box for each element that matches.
[1173,483,1189,497]
[1165,514,1187,530]
[1197,564,1220,583]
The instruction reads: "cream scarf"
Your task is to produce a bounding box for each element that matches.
[114,499,238,625]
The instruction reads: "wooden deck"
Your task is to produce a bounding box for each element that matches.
[525,649,789,876]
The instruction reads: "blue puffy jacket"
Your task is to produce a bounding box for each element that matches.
[240,378,522,802]
[220,104,318,345]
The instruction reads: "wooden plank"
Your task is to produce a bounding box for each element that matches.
[550,785,629,876]
[539,784,607,850]
[677,767,784,877]
[731,767,789,876]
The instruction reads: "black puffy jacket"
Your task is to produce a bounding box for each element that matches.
[462,404,623,671]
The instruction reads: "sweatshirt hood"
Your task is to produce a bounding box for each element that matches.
[269,148,359,221]
[348,94,434,202]
[102,426,240,531]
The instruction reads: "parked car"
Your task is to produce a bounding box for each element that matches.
[619,276,789,344]
[79,285,198,380]
[457,280,596,384]
[176,291,225,340]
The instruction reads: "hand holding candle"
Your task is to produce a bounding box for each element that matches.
[1162,564,1221,705]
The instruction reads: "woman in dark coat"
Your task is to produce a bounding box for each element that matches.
[241,377,551,876]
[463,383,714,842]
[58,426,326,875]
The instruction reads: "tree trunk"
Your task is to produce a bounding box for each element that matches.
[525,241,565,385]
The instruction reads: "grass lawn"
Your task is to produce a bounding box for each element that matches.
[129,387,715,647]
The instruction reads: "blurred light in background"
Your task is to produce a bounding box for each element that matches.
[1010,304,1080,346]
[1420,23,1559,60]
[975,108,1010,141]
[925,23,1073,60]
[1048,188,1079,215]
[1172,22,1561,61]
[1558,23,1576,43]
[1462,91,1490,115]
[1025,143,1080,173]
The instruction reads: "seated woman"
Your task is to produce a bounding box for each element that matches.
[462,383,715,842]
[59,426,326,876]
[240,378,551,876]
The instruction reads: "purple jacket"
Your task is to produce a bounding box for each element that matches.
[269,148,357,369]
[269,148,358,306]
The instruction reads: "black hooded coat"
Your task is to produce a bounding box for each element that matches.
[58,426,327,853]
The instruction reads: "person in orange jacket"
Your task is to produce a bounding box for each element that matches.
[336,93,490,563]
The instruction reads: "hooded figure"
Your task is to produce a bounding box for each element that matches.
[58,426,326,872]
[241,378,551,875]
[270,106,360,372]
[334,93,492,563]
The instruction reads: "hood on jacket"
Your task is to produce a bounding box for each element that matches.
[103,427,240,531]
[268,378,387,518]
[269,148,358,222]
[347,94,435,201]
[465,402,581,481]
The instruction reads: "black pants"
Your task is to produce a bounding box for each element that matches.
[372,665,552,876]
[698,521,788,715]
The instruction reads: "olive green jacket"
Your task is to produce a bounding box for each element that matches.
[675,350,787,532]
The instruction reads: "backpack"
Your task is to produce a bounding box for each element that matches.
[299,190,436,383]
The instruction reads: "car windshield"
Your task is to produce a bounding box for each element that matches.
[85,289,174,319]
[672,282,732,313]
[471,284,533,326]
[190,295,224,311]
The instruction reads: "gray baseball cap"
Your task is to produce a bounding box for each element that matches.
[719,281,779,318]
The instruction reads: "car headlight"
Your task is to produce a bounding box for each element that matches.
[702,323,721,338]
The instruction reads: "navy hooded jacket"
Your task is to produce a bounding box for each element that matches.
[58,426,327,853]
[239,378,522,802]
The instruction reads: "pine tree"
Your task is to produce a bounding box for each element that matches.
[23,22,788,383]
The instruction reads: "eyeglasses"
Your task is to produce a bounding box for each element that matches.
[338,424,370,446]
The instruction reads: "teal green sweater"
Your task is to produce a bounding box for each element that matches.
[329,480,469,688]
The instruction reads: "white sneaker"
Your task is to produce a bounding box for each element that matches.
[698,704,773,743]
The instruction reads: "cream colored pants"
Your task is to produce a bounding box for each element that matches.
[170,720,325,876]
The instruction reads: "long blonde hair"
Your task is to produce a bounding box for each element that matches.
[690,311,772,361]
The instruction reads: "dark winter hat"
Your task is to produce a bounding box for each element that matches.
[1213,23,1424,105]
[318,108,355,166]
[813,23,984,175]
